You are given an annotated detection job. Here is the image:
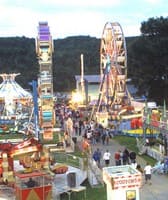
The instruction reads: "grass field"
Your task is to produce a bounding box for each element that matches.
[113,136,157,166]
[60,180,107,200]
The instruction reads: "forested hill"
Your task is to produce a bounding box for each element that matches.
[54,36,101,91]
[0,33,168,105]
[0,35,136,91]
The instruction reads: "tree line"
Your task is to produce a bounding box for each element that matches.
[0,16,167,105]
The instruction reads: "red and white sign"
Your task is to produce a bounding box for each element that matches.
[112,174,142,190]
[103,172,142,190]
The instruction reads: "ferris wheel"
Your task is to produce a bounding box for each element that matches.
[97,22,128,112]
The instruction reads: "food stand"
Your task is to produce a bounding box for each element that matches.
[103,165,142,200]
[96,112,108,128]
[15,171,52,200]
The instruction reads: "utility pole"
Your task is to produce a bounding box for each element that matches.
[80,54,85,104]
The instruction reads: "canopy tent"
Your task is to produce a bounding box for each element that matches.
[0,73,32,116]
[0,73,32,100]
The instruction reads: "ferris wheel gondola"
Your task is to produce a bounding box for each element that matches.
[97,22,128,113]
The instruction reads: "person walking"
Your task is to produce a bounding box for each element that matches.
[123,148,130,164]
[101,131,106,145]
[131,160,137,169]
[122,151,128,165]
[105,128,110,145]
[114,150,121,166]
[92,148,102,168]
[129,151,136,163]
[144,162,152,185]
[78,119,83,136]
[136,164,144,174]
[103,150,111,167]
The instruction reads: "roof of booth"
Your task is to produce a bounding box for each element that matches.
[0,73,32,99]
[75,75,100,83]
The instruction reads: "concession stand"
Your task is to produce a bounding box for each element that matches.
[103,165,142,200]
[96,112,108,128]
[15,171,52,200]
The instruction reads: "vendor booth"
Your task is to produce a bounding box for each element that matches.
[15,171,52,200]
[103,165,142,200]
[96,112,108,128]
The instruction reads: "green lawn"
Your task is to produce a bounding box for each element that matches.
[113,135,139,153]
[113,135,157,166]
[60,180,106,200]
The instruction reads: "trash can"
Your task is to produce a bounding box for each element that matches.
[67,172,76,188]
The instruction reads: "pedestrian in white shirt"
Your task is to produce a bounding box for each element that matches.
[144,162,152,185]
[103,150,111,166]
[131,160,137,169]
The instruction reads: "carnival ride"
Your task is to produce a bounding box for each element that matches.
[0,137,68,189]
[0,137,54,200]
[0,21,60,179]
[0,22,70,200]
[0,137,44,183]
[36,22,55,140]
[91,22,143,126]
[0,73,33,134]
[98,22,129,114]
[0,73,32,117]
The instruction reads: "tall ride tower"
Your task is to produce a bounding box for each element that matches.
[36,22,55,140]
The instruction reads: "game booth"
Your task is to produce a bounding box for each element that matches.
[103,165,142,200]
[15,171,52,200]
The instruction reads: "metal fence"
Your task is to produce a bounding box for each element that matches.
[51,152,84,169]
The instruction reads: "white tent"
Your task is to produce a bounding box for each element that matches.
[0,73,32,116]
[0,73,32,100]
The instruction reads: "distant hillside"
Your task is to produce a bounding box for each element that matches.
[0,35,137,92]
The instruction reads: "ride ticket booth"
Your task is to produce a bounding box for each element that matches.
[15,171,52,200]
[103,165,142,200]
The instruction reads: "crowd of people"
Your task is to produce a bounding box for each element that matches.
[93,147,137,168]
[152,157,168,174]
[55,103,167,187]
[55,104,114,148]
[93,146,154,185]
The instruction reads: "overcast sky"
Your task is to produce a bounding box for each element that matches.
[0,0,167,39]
